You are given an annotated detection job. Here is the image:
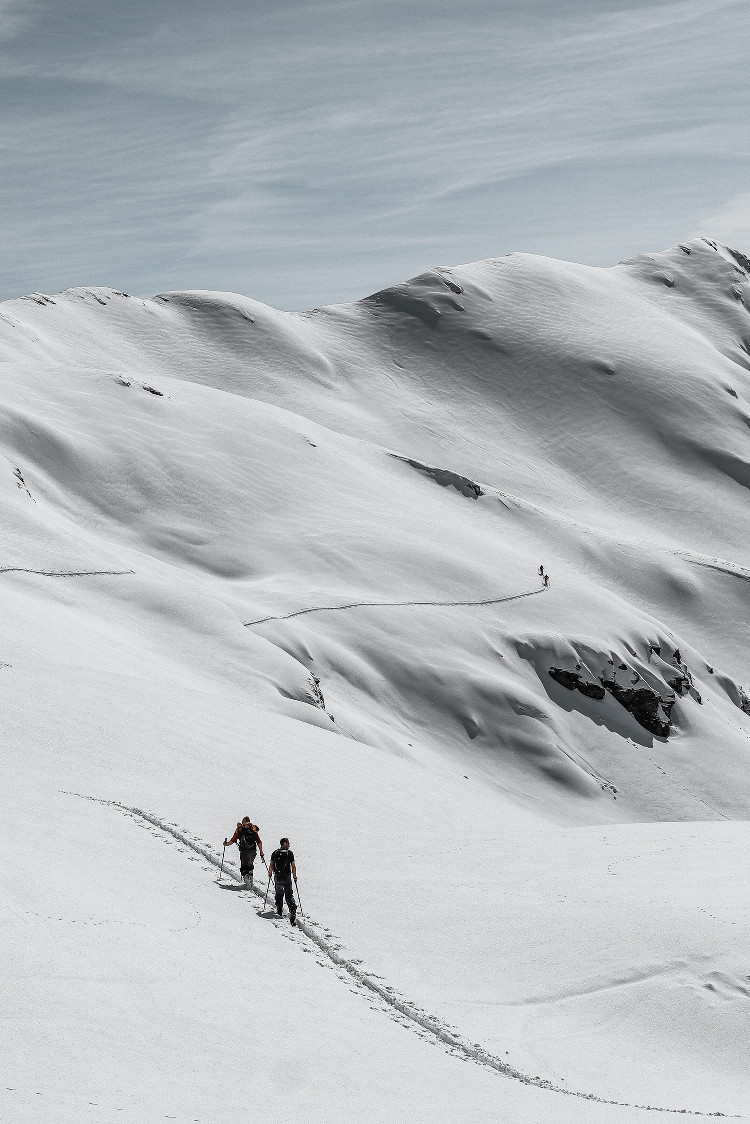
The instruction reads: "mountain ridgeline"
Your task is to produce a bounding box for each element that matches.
[1,236,749,824]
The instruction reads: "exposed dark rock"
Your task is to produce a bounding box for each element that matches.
[669,650,702,704]
[577,680,607,700]
[12,467,34,502]
[739,687,750,716]
[728,247,750,273]
[549,667,579,690]
[309,674,326,710]
[549,667,606,700]
[600,679,673,737]
[549,647,699,735]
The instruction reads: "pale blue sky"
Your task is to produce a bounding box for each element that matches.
[0,0,747,307]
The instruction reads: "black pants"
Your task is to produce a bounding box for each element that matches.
[275,875,296,915]
[239,846,256,876]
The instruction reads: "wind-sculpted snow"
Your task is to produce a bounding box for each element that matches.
[1,238,749,1116]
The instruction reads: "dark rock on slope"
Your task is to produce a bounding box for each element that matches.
[549,667,606,700]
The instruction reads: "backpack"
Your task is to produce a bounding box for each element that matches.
[273,848,292,879]
[238,826,257,849]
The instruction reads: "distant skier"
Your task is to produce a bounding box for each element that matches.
[268,837,297,925]
[224,817,264,888]
[543,573,550,588]
[539,564,545,577]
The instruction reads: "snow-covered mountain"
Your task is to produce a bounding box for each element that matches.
[2,237,749,1121]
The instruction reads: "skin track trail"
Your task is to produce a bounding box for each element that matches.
[62,791,739,1119]
[0,567,134,576]
[244,584,546,627]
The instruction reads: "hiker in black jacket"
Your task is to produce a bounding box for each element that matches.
[268,838,297,925]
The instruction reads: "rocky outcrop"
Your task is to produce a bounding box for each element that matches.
[309,674,326,710]
[550,664,673,736]
[549,667,606,699]
[665,648,702,704]
[599,678,673,737]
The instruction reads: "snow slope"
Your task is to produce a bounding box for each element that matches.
[1,237,749,1120]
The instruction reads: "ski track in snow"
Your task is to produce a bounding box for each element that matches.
[671,552,750,582]
[0,567,134,577]
[63,791,738,1118]
[243,585,547,627]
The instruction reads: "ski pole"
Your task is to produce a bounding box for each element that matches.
[264,871,273,910]
[293,874,303,915]
[218,842,227,882]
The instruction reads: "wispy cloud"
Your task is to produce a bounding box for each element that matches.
[0,0,36,41]
[0,0,747,307]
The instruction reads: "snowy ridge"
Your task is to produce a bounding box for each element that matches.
[66,791,737,1119]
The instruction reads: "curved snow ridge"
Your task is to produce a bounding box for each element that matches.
[0,567,135,577]
[243,585,547,627]
[68,793,737,1118]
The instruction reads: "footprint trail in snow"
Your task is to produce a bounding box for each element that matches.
[64,791,739,1120]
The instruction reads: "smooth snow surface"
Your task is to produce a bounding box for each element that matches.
[1,237,749,1121]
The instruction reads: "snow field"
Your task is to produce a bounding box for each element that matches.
[2,653,747,1116]
[3,750,693,1124]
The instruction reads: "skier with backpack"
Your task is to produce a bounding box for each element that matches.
[223,817,264,888]
[268,837,297,925]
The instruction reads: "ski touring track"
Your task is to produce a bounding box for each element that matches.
[243,584,547,627]
[64,791,737,1118]
[0,567,135,577]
